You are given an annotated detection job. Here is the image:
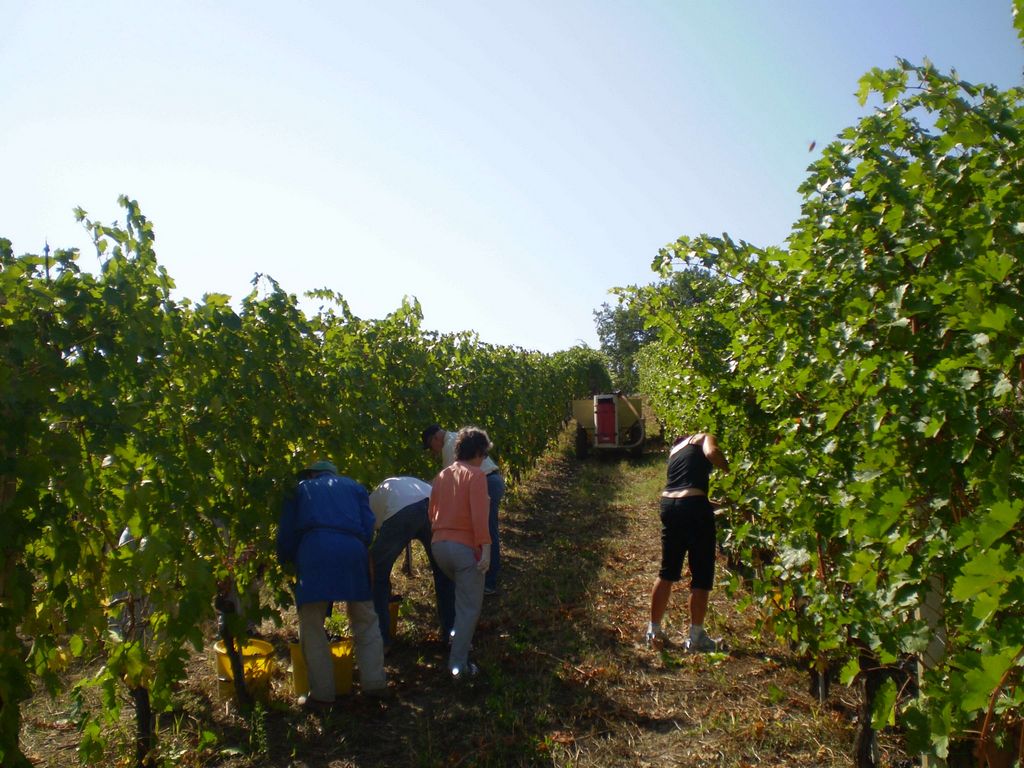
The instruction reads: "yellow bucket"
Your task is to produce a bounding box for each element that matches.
[289,639,353,697]
[213,639,275,703]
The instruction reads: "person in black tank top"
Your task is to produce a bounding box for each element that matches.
[645,433,730,652]
[665,441,713,494]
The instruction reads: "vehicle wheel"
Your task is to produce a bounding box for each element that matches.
[626,423,644,456]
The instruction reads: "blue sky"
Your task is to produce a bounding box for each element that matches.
[2,2,1021,353]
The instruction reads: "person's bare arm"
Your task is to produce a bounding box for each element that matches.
[702,433,730,473]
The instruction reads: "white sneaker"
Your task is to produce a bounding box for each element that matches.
[644,627,666,649]
[450,661,480,680]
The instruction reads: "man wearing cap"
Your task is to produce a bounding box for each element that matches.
[368,476,455,648]
[276,460,386,708]
[422,424,505,596]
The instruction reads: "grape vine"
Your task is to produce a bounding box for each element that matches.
[0,201,609,765]
[637,61,1023,763]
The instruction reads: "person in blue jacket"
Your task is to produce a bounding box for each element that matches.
[277,460,387,707]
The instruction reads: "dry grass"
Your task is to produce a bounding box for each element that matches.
[20,429,912,767]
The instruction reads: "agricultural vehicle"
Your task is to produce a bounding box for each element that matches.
[571,393,645,458]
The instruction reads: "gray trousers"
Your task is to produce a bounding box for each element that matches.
[431,539,484,674]
[298,600,386,700]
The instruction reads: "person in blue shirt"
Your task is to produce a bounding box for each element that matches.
[277,460,386,707]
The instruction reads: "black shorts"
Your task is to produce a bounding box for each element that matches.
[658,495,716,590]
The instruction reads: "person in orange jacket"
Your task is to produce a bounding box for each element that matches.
[427,427,493,679]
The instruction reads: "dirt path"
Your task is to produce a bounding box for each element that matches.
[21,432,910,767]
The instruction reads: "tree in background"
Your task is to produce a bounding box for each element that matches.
[595,267,726,394]
[593,294,655,393]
